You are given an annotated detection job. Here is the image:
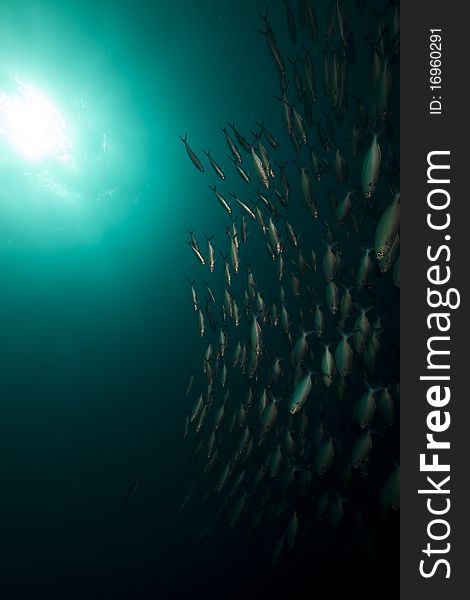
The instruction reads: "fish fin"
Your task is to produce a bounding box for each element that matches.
[257,6,270,23]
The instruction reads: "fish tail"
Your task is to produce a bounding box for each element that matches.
[337,326,357,339]
[279,78,289,94]
[257,6,270,23]
[373,119,388,138]
[352,89,367,104]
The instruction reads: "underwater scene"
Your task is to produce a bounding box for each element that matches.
[0,1,399,598]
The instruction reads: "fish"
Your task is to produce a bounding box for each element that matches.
[326,281,339,315]
[353,305,373,353]
[362,126,385,198]
[334,329,355,377]
[220,125,242,163]
[190,393,204,423]
[352,429,373,468]
[203,150,226,180]
[316,437,334,475]
[256,137,274,180]
[322,241,338,282]
[230,492,248,527]
[259,20,286,76]
[289,370,313,414]
[339,286,354,321]
[257,121,280,150]
[269,356,283,384]
[203,234,215,272]
[305,0,318,40]
[378,233,399,273]
[267,217,282,256]
[260,396,279,433]
[353,382,380,428]
[229,156,251,184]
[335,189,358,225]
[186,238,206,266]
[283,0,297,44]
[313,304,326,338]
[123,475,145,510]
[185,371,194,396]
[228,193,256,221]
[179,133,204,172]
[204,281,216,304]
[375,192,400,259]
[355,247,373,290]
[188,279,199,311]
[226,121,251,153]
[209,185,232,215]
[228,232,240,273]
[183,415,189,439]
[198,310,205,338]
[275,84,293,137]
[251,146,270,189]
[292,325,314,364]
[321,344,336,387]
[378,387,396,426]
[334,147,348,182]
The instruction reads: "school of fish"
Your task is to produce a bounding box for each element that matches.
[180,0,399,568]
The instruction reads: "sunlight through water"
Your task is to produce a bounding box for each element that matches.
[0,78,74,163]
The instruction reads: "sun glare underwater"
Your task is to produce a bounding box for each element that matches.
[0,78,73,163]
[0,64,146,249]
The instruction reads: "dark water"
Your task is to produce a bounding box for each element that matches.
[0,1,399,598]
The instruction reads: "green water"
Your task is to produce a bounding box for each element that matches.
[0,1,282,598]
